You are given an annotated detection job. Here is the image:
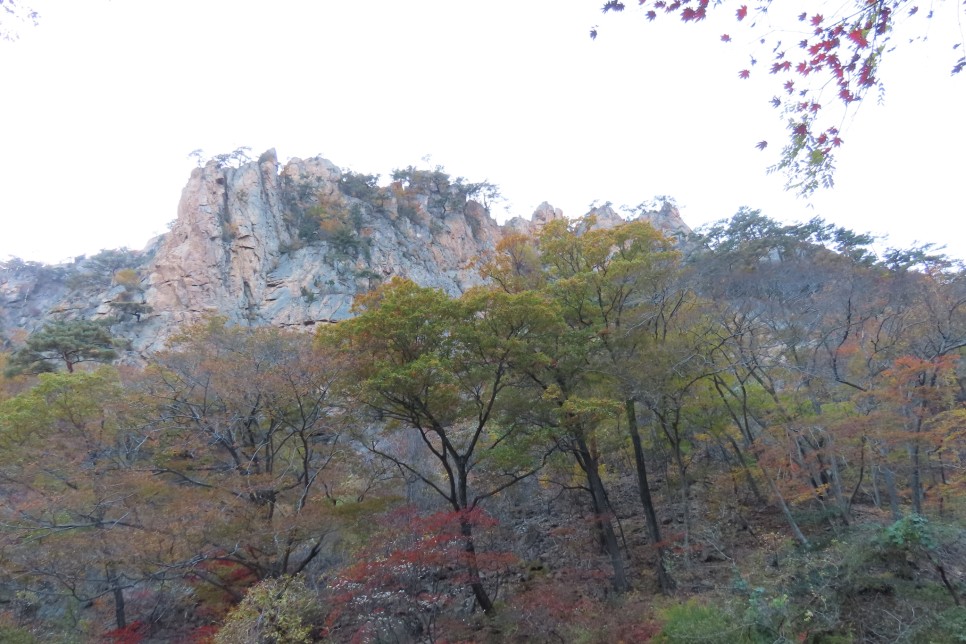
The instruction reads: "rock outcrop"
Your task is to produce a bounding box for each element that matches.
[134,150,509,350]
[1,149,693,356]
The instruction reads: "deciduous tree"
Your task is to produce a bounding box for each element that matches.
[319,278,559,612]
[140,319,351,589]
[0,368,162,634]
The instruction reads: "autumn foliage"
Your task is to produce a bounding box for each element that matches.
[326,507,514,642]
[598,0,965,194]
[1,211,965,641]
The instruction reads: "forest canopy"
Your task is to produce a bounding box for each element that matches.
[1,211,964,642]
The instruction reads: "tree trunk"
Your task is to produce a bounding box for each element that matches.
[759,462,810,549]
[875,445,902,521]
[883,466,902,520]
[625,400,674,593]
[459,516,495,613]
[725,433,767,504]
[826,450,852,525]
[454,462,495,614]
[909,439,923,515]
[575,435,630,593]
[111,579,127,629]
[870,456,882,508]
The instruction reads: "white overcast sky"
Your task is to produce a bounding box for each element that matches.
[2,0,964,264]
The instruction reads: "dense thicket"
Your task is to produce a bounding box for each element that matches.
[1,211,964,642]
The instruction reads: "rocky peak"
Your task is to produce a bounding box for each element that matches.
[134,152,510,350]
[585,204,626,229]
[644,201,691,239]
[143,150,292,332]
[2,150,693,356]
[505,201,565,235]
[583,202,692,238]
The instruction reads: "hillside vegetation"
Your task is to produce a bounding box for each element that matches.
[1,211,964,643]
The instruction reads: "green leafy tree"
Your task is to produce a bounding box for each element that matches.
[338,171,381,201]
[390,164,497,217]
[86,248,139,285]
[485,215,683,592]
[0,368,160,634]
[319,278,559,613]
[4,319,117,375]
[541,216,681,591]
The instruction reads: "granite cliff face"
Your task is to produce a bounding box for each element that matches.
[1,149,691,355]
[136,149,515,351]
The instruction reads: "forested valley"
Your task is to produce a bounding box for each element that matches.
[2,211,965,643]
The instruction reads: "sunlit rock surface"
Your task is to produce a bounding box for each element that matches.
[1,149,691,356]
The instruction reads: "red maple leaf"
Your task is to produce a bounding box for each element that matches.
[646,10,657,20]
[848,29,869,48]
[737,5,748,20]
[721,34,731,42]
[738,69,751,79]
[810,14,824,26]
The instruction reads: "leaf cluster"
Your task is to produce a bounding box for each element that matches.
[4,319,117,376]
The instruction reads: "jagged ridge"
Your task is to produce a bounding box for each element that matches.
[1,149,691,356]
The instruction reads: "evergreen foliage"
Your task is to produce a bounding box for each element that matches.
[4,319,117,375]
